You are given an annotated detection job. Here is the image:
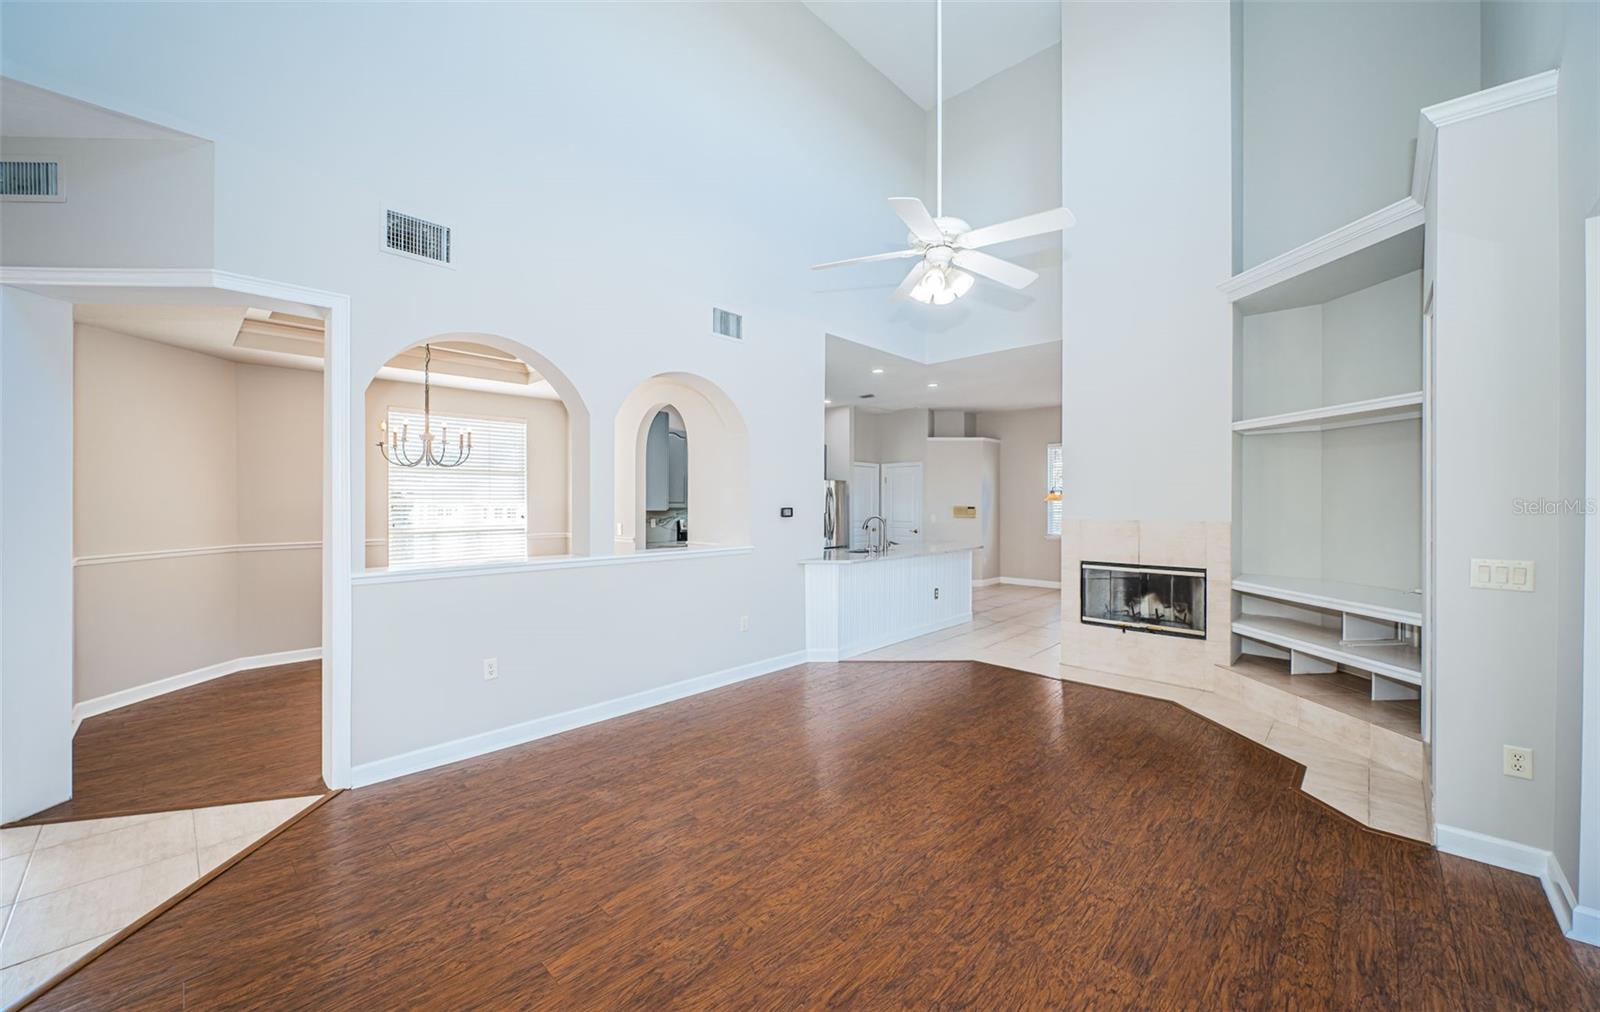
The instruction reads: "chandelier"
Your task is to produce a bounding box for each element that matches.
[376,344,472,468]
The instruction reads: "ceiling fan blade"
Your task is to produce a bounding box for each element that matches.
[811,249,921,271]
[887,196,943,244]
[890,261,932,302]
[952,249,1039,290]
[957,207,1076,249]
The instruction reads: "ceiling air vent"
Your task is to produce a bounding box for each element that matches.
[1,160,61,200]
[385,208,451,265]
[711,307,743,341]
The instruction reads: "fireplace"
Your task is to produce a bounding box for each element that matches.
[1080,562,1207,638]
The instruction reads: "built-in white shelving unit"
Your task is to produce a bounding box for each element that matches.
[1233,573,1422,626]
[1225,197,1431,732]
[1230,615,1420,686]
[1231,391,1423,435]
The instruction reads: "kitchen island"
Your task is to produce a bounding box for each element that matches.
[801,544,976,661]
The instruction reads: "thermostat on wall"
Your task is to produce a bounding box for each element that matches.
[779,507,794,518]
[952,505,977,518]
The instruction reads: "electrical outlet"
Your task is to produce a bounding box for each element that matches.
[933,586,940,600]
[1503,745,1533,780]
[739,615,750,632]
[483,657,498,681]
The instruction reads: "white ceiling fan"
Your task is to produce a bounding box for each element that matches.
[811,0,1075,305]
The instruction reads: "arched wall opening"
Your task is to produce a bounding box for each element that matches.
[361,333,590,569]
[613,373,750,552]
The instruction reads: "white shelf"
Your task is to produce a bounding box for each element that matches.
[1232,392,1423,435]
[1233,573,1422,626]
[1232,615,1421,685]
[1220,198,1424,315]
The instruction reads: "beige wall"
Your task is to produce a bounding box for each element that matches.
[365,379,570,567]
[924,438,1000,581]
[611,374,748,552]
[853,409,928,464]
[73,325,322,705]
[978,407,1063,585]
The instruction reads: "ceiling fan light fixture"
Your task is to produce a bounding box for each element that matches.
[931,287,957,306]
[946,269,975,298]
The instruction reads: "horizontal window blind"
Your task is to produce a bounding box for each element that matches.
[1046,443,1064,537]
[387,408,527,567]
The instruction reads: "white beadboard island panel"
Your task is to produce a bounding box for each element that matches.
[803,546,975,661]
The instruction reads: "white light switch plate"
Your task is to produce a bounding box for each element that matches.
[1470,558,1535,592]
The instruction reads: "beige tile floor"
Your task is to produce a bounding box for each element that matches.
[0,795,321,1008]
[858,583,1432,844]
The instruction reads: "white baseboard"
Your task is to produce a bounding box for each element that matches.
[1571,905,1600,947]
[1001,577,1061,589]
[1436,824,1576,934]
[72,647,321,729]
[973,577,1062,590]
[350,649,810,788]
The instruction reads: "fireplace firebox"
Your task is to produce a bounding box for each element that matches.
[1080,562,1207,638]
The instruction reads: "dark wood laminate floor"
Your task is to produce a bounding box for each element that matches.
[17,661,325,825]
[29,660,1600,1009]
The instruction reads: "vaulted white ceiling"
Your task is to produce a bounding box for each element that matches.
[802,1,1060,110]
[826,334,1060,413]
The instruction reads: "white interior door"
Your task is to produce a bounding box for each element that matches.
[881,462,923,546]
[849,462,879,550]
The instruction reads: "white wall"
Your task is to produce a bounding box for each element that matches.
[612,373,748,551]
[977,406,1062,585]
[1430,94,1566,867]
[0,136,214,268]
[1479,0,1600,915]
[1,286,73,822]
[1240,1,1480,267]
[74,325,322,704]
[365,378,570,567]
[1061,1,1235,525]
[0,3,936,776]
[921,44,1063,363]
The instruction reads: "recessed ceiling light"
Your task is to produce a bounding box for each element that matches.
[823,399,832,405]
[871,367,884,374]
[927,382,939,389]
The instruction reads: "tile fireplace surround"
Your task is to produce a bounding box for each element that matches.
[1061,519,1232,689]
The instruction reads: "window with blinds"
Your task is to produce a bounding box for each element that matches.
[1046,443,1064,537]
[387,408,527,567]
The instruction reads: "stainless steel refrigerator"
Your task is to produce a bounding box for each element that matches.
[822,480,849,550]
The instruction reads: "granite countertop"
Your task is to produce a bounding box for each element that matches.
[800,543,981,566]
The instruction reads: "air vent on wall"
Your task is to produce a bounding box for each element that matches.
[859,393,876,399]
[385,208,451,265]
[712,307,742,340]
[1,160,61,200]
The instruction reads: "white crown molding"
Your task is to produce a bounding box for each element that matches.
[351,649,808,787]
[1411,69,1559,206]
[73,647,320,729]
[74,541,321,567]
[1218,197,1424,305]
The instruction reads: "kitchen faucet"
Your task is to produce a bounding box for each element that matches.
[861,515,888,553]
